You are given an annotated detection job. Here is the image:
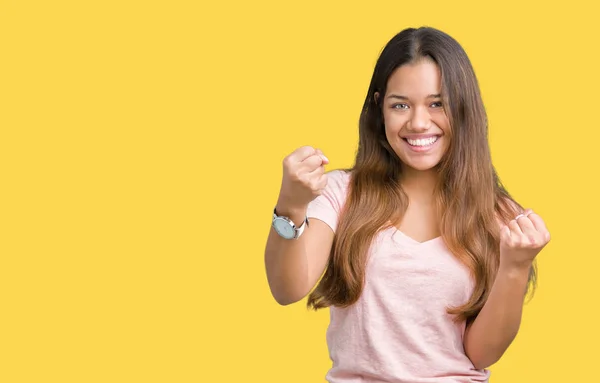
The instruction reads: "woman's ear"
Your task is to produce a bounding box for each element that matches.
[374,91,380,104]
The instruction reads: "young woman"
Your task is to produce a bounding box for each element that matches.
[264,26,550,382]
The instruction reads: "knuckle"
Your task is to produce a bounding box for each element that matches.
[283,156,294,168]
[297,173,309,184]
[290,170,302,182]
[512,237,523,248]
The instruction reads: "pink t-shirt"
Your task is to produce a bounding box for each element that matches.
[306,169,491,383]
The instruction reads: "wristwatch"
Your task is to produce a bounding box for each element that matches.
[272,208,308,240]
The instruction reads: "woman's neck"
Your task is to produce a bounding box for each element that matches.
[400,166,439,204]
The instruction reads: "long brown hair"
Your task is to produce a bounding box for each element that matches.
[307,26,536,323]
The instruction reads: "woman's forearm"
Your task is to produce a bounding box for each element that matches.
[463,262,531,369]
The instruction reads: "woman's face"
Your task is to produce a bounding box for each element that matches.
[377,59,451,172]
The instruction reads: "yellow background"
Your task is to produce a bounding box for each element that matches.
[1,1,598,382]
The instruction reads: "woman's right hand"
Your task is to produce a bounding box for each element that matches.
[266,146,335,306]
[276,146,330,213]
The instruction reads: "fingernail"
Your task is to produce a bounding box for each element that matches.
[321,155,329,163]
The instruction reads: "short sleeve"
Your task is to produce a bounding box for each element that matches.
[306,169,350,233]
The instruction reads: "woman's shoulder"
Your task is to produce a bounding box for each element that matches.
[326,167,352,181]
[324,168,353,194]
[306,168,353,229]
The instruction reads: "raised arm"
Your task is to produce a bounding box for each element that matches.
[464,209,550,369]
[264,146,335,305]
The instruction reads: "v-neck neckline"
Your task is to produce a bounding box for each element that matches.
[391,227,443,247]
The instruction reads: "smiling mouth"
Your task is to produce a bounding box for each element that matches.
[403,136,440,147]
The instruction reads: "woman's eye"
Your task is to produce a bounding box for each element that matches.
[431,101,443,108]
[392,103,409,109]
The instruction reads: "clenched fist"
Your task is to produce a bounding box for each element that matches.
[276,146,330,213]
[499,209,551,269]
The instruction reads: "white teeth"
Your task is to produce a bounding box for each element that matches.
[406,136,438,146]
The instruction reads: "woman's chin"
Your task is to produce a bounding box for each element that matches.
[398,157,442,172]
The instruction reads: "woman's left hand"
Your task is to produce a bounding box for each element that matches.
[499,210,551,269]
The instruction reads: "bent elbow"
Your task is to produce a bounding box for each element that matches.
[466,349,501,371]
[273,295,296,306]
[271,288,307,306]
[471,359,491,371]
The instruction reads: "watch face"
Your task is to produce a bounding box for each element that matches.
[273,218,295,239]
